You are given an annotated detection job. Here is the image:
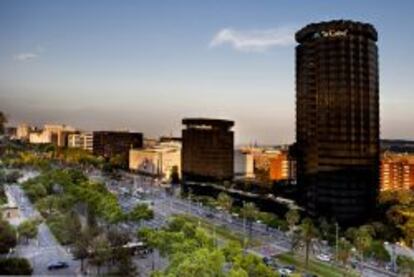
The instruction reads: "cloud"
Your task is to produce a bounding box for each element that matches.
[13,53,38,61]
[210,26,296,52]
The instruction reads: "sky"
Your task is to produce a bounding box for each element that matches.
[0,0,413,145]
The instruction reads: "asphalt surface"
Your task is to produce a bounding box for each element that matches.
[5,174,80,276]
[3,168,404,276]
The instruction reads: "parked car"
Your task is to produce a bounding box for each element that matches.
[47,261,69,270]
[278,267,293,275]
[316,253,331,262]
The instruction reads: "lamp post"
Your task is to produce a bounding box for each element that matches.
[335,222,339,263]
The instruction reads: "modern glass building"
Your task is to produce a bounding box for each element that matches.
[295,20,380,225]
[182,118,234,182]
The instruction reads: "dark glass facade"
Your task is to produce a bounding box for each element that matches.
[295,20,380,225]
[182,118,234,182]
[93,131,143,165]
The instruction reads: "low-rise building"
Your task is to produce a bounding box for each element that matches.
[28,124,77,146]
[381,152,414,191]
[234,149,254,180]
[68,132,93,152]
[129,141,181,181]
[29,130,52,144]
[16,123,31,141]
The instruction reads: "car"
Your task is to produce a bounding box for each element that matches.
[278,267,293,275]
[284,265,296,271]
[316,253,331,262]
[47,261,69,270]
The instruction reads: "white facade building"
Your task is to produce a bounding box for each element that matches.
[129,142,181,181]
[234,149,255,179]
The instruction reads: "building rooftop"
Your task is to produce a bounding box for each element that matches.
[182,118,234,129]
[295,19,377,43]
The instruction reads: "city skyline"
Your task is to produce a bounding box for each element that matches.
[1,1,414,144]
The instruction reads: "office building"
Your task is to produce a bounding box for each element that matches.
[93,131,143,165]
[381,152,414,191]
[269,150,297,183]
[68,132,93,152]
[295,20,380,224]
[182,118,234,182]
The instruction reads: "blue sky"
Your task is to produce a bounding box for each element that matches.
[0,0,413,144]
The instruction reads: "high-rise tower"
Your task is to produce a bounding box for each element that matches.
[295,20,380,225]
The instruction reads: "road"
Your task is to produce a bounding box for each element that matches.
[96,170,403,277]
[5,177,80,276]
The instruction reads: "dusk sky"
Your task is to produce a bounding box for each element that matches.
[0,0,413,144]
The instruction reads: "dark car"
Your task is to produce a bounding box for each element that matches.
[47,261,69,270]
[206,213,214,218]
[284,264,296,271]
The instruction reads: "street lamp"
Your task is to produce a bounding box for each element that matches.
[335,222,339,263]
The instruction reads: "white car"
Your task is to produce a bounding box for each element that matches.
[316,253,331,262]
[278,268,292,275]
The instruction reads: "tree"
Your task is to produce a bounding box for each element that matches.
[0,218,17,254]
[0,257,32,275]
[89,235,111,275]
[72,228,93,273]
[233,252,277,277]
[298,218,319,269]
[367,240,390,265]
[217,192,233,222]
[240,202,259,239]
[166,248,225,277]
[128,203,154,226]
[285,209,300,233]
[17,219,39,243]
[138,227,160,270]
[351,225,375,262]
[337,238,352,267]
[397,255,414,275]
[0,111,6,135]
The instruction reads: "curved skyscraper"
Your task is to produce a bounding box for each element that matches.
[295,20,380,225]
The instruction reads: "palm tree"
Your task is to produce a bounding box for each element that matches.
[285,208,300,233]
[298,218,319,269]
[240,202,259,240]
[338,238,352,267]
[217,192,233,222]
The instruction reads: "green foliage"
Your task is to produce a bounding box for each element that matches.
[0,257,32,275]
[47,212,81,245]
[217,192,233,212]
[377,190,414,244]
[240,202,259,238]
[17,219,40,242]
[138,217,275,277]
[366,240,390,263]
[397,255,414,275]
[285,209,300,231]
[0,218,17,254]
[337,238,352,266]
[89,235,111,275]
[297,218,319,268]
[346,224,375,262]
[128,203,154,223]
